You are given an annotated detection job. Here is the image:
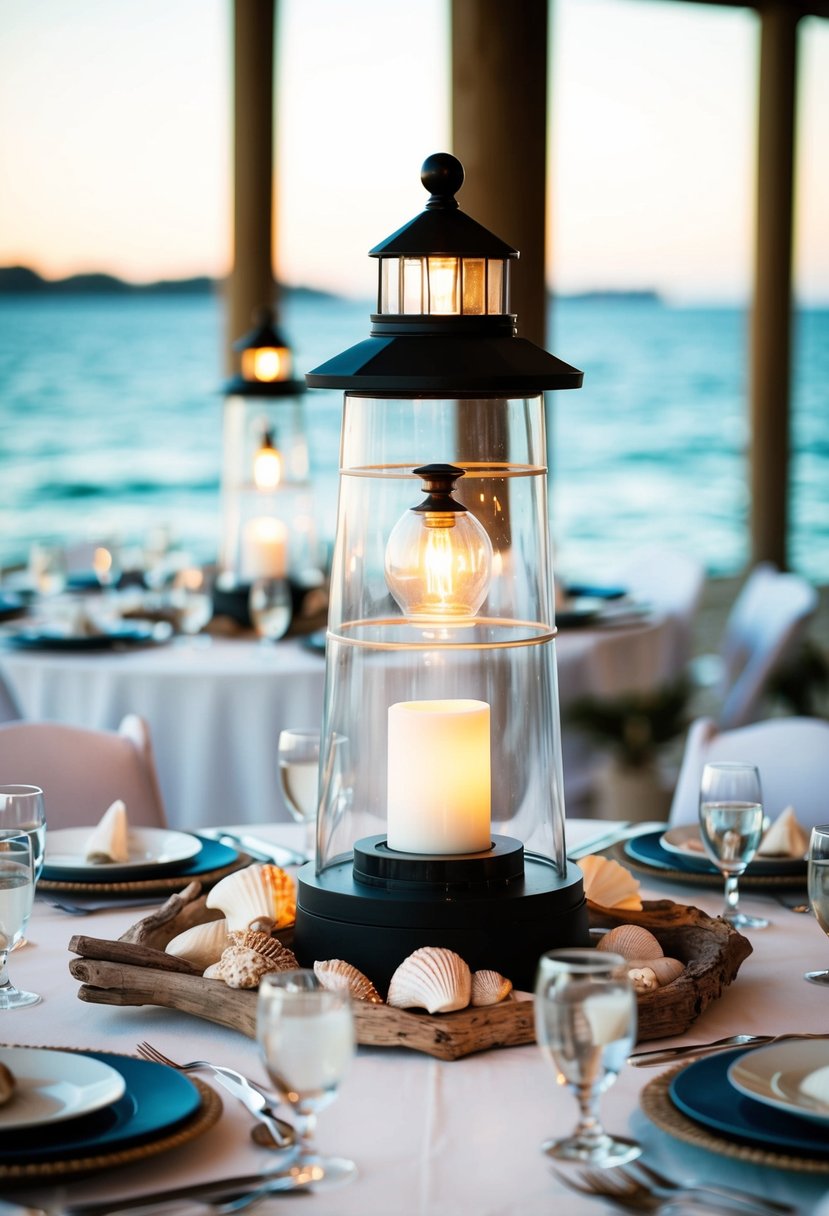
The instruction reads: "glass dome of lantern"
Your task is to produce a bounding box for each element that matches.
[294,154,586,991]
[220,306,320,588]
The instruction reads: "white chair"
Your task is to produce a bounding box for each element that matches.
[612,546,706,678]
[716,565,818,728]
[669,715,829,830]
[0,714,167,828]
[0,670,21,724]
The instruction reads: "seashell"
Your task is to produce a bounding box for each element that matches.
[632,955,684,987]
[165,918,229,969]
[387,947,472,1014]
[313,959,384,1004]
[203,944,283,989]
[628,966,658,994]
[470,970,513,1007]
[206,864,296,932]
[228,930,299,971]
[595,924,663,962]
[577,855,642,911]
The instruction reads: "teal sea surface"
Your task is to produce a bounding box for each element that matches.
[0,292,827,583]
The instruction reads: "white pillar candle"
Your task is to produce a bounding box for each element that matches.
[387,699,491,854]
[241,517,287,580]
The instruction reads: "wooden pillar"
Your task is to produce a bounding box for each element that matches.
[227,0,275,371]
[451,0,549,347]
[749,3,800,570]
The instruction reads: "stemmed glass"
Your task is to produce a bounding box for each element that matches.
[0,786,46,949]
[250,579,292,642]
[256,970,356,1191]
[0,834,40,1008]
[699,761,768,929]
[278,729,320,859]
[804,825,829,985]
[534,948,640,1167]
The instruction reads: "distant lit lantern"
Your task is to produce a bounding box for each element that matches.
[219,306,319,588]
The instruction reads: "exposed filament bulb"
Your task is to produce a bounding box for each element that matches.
[253,428,282,490]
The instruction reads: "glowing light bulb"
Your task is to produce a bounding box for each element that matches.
[384,464,492,621]
[241,345,289,383]
[427,257,460,314]
[253,429,282,490]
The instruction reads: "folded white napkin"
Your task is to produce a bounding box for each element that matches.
[85,799,129,864]
[800,1064,829,1106]
[757,805,809,859]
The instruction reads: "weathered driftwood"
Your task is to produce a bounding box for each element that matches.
[67,898,752,1061]
[118,882,221,948]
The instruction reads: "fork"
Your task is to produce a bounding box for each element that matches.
[136,1040,273,1095]
[625,1161,795,1216]
[550,1166,782,1215]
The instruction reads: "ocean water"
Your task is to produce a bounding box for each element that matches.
[0,292,827,584]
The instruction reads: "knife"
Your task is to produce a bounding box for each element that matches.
[202,830,307,868]
[206,1070,294,1149]
[63,1171,306,1216]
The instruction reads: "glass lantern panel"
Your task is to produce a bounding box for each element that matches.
[317,392,565,876]
[426,257,460,314]
[487,261,507,313]
[460,259,485,315]
[401,259,425,314]
[379,258,400,314]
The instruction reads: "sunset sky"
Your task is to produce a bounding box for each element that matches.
[1,0,827,303]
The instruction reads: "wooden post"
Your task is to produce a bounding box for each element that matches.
[749,3,800,570]
[451,0,549,348]
[228,0,275,372]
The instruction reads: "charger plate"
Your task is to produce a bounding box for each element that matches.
[39,838,249,896]
[0,1048,221,1183]
[640,1052,829,1174]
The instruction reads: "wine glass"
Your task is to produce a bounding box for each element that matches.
[250,578,292,642]
[171,566,214,639]
[256,969,356,1191]
[278,728,320,859]
[535,949,640,1167]
[0,834,40,1008]
[699,761,768,929]
[0,785,46,949]
[805,824,829,985]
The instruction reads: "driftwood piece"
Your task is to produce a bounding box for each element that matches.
[67,897,752,1060]
[118,882,221,949]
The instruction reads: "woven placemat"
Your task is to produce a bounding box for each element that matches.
[0,1074,221,1183]
[612,843,806,891]
[641,1063,829,1174]
[38,852,251,896]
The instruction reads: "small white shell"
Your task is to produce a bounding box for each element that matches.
[313,959,384,1004]
[387,947,471,1014]
[577,855,642,911]
[470,970,513,1007]
[204,944,283,989]
[206,864,296,932]
[628,966,658,994]
[632,955,684,987]
[595,924,663,962]
[165,918,228,969]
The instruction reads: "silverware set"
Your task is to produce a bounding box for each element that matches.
[629,1031,829,1068]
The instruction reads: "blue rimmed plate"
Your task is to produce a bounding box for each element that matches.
[622,829,806,885]
[41,834,239,885]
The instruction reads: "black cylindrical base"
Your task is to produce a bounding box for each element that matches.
[293,849,589,994]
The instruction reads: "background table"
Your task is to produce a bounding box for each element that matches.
[12,820,828,1216]
[0,615,676,829]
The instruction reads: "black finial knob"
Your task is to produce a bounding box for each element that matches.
[421,153,464,210]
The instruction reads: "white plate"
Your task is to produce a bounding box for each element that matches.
[728,1040,829,1125]
[45,826,201,875]
[0,1046,126,1129]
[659,824,803,874]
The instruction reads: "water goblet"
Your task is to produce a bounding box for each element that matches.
[278,729,320,859]
[0,785,46,949]
[534,948,640,1167]
[256,969,356,1191]
[0,834,40,1008]
[804,824,829,985]
[171,566,214,639]
[699,761,768,929]
[249,578,292,642]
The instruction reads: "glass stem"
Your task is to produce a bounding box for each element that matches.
[724,874,740,917]
[573,1083,606,1149]
[293,1108,318,1159]
[0,948,10,992]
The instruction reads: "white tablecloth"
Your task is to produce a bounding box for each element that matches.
[0,617,675,830]
[8,821,829,1216]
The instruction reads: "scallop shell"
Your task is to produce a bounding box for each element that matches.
[595,924,663,962]
[387,947,471,1014]
[313,959,384,1004]
[228,930,299,971]
[577,855,642,911]
[203,944,283,989]
[205,864,296,931]
[631,955,684,987]
[165,918,228,969]
[470,969,513,1007]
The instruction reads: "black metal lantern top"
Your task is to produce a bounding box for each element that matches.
[306,153,583,396]
[225,305,306,397]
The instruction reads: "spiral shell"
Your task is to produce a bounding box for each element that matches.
[577,855,642,911]
[470,970,513,1007]
[228,930,299,970]
[204,944,283,989]
[206,864,296,931]
[387,947,472,1014]
[313,959,384,1004]
[595,924,663,962]
[628,966,658,994]
[165,918,228,969]
[633,955,684,987]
